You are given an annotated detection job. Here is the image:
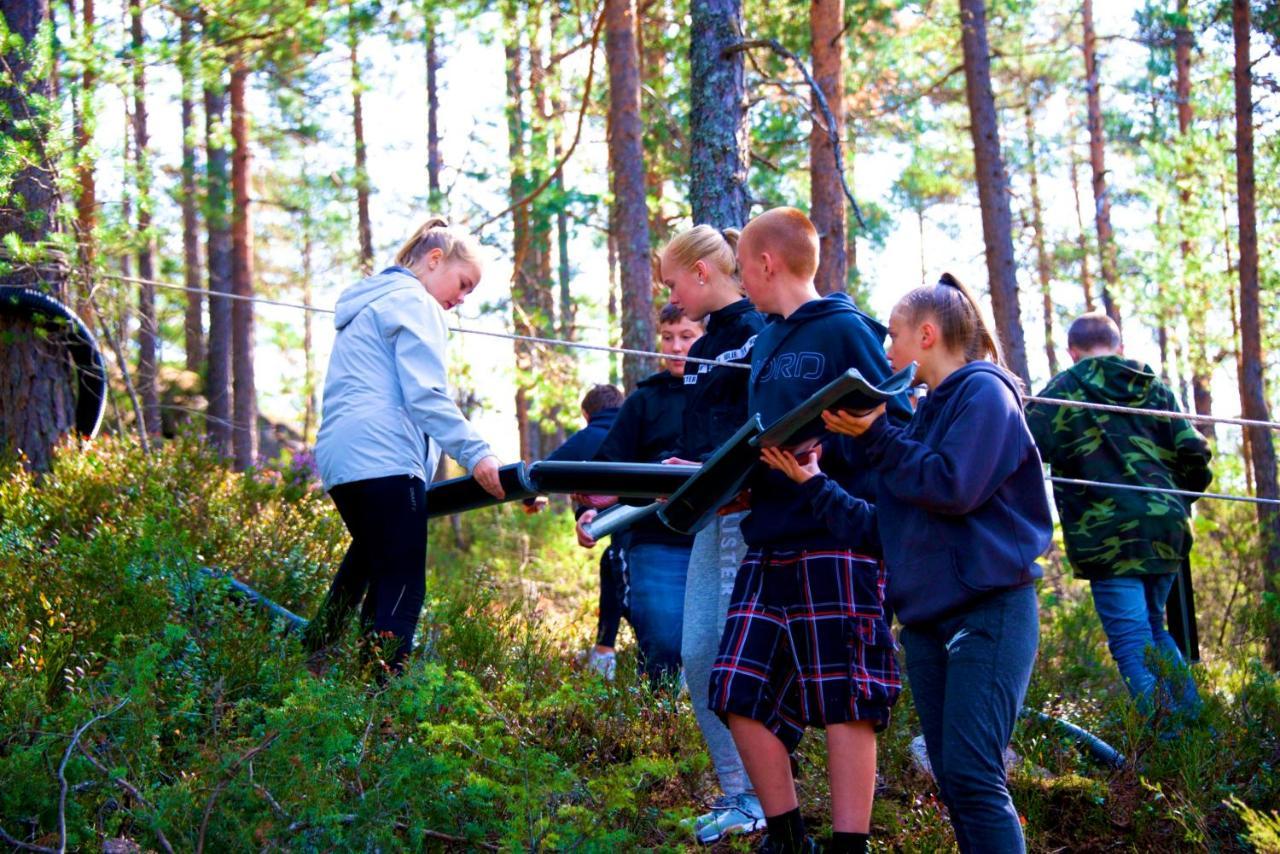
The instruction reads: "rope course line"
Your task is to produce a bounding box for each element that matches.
[99,272,1280,433]
[90,272,1280,508]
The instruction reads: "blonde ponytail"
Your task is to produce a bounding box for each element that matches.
[395,217,482,270]
[662,224,741,281]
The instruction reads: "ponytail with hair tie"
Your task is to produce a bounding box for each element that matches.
[897,272,1007,371]
[394,216,482,271]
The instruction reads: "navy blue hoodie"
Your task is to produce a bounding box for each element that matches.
[800,361,1052,626]
[547,406,620,463]
[594,371,693,546]
[742,292,911,548]
[679,298,767,461]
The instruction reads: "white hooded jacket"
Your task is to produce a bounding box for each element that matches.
[315,266,492,491]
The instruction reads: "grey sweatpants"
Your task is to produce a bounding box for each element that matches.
[682,511,750,796]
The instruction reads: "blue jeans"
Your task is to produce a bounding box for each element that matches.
[900,585,1039,854]
[625,541,691,683]
[1090,574,1201,718]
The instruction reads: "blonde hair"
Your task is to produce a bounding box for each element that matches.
[395,217,482,270]
[739,207,819,279]
[662,224,741,280]
[897,272,1006,368]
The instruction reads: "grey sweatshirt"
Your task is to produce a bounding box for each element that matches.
[315,266,492,491]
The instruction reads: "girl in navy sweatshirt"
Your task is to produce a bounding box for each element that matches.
[762,273,1052,854]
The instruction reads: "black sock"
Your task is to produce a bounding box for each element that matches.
[828,831,870,854]
[764,808,806,852]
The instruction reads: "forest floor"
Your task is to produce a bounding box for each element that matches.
[2,437,1279,852]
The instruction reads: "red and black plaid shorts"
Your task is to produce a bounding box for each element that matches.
[708,548,901,751]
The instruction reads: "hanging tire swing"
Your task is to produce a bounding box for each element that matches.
[0,286,108,440]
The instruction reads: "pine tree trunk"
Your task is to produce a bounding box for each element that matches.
[203,76,233,454]
[426,15,442,205]
[958,0,1029,386]
[810,0,846,296]
[350,9,373,275]
[130,0,159,436]
[504,4,533,463]
[639,0,669,246]
[73,0,95,321]
[548,4,574,339]
[1069,141,1096,312]
[1082,0,1120,324]
[606,0,655,391]
[607,227,620,386]
[229,63,257,470]
[180,14,204,376]
[1024,100,1058,376]
[690,0,748,227]
[1233,0,1280,668]
[0,0,76,471]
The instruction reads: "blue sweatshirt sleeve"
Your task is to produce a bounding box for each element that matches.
[859,376,1030,515]
[799,474,881,554]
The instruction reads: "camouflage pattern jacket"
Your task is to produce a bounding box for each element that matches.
[1026,356,1212,580]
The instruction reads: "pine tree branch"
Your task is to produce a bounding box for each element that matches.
[725,38,868,230]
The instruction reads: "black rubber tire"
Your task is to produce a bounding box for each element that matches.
[0,286,107,439]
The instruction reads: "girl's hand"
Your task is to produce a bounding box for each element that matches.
[572,494,618,510]
[662,456,699,467]
[473,455,506,499]
[760,445,821,484]
[576,509,598,548]
[822,403,886,438]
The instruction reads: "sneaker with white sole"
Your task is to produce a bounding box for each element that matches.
[685,791,766,845]
[585,648,616,680]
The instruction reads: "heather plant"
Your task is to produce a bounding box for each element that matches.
[0,439,1277,851]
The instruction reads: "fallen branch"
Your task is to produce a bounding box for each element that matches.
[76,742,176,854]
[393,822,500,851]
[57,699,130,854]
[0,825,56,853]
[195,732,280,854]
[725,38,868,230]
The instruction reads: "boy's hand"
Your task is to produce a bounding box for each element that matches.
[662,456,699,467]
[576,510,599,548]
[718,490,751,515]
[521,496,549,514]
[571,493,618,510]
[760,445,821,484]
[822,403,886,438]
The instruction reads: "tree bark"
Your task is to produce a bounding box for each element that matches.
[690,0,749,227]
[958,0,1029,386]
[180,14,204,377]
[73,0,95,322]
[1233,0,1280,668]
[810,0,846,295]
[1068,141,1095,312]
[1024,99,1058,376]
[350,7,373,276]
[426,15,442,205]
[1082,0,1120,324]
[203,75,233,455]
[606,0,655,391]
[0,0,77,471]
[229,62,257,470]
[504,3,533,463]
[130,0,159,437]
[638,0,669,246]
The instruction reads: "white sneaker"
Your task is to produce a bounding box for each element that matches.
[684,792,766,845]
[586,648,616,680]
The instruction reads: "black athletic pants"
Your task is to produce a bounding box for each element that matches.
[303,474,428,669]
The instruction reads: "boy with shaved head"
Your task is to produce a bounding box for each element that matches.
[708,207,909,853]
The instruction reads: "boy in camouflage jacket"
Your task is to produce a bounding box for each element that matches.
[1027,313,1211,720]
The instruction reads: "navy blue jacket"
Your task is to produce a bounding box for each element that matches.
[595,371,693,546]
[547,406,620,463]
[679,298,767,462]
[801,361,1052,626]
[742,292,910,548]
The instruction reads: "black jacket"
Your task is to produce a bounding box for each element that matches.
[547,407,620,463]
[678,298,767,462]
[596,371,693,546]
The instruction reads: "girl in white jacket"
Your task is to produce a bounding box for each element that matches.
[306,218,504,673]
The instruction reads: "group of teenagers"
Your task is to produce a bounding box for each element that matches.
[303,208,1212,854]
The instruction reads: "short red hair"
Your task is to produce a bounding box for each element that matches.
[740,207,820,279]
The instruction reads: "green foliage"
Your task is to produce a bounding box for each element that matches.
[1,440,1278,850]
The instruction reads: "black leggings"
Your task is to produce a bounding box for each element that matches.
[595,542,629,648]
[304,474,428,668]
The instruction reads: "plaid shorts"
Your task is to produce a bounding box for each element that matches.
[708,548,901,751]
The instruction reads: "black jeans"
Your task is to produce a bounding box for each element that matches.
[304,474,428,669]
